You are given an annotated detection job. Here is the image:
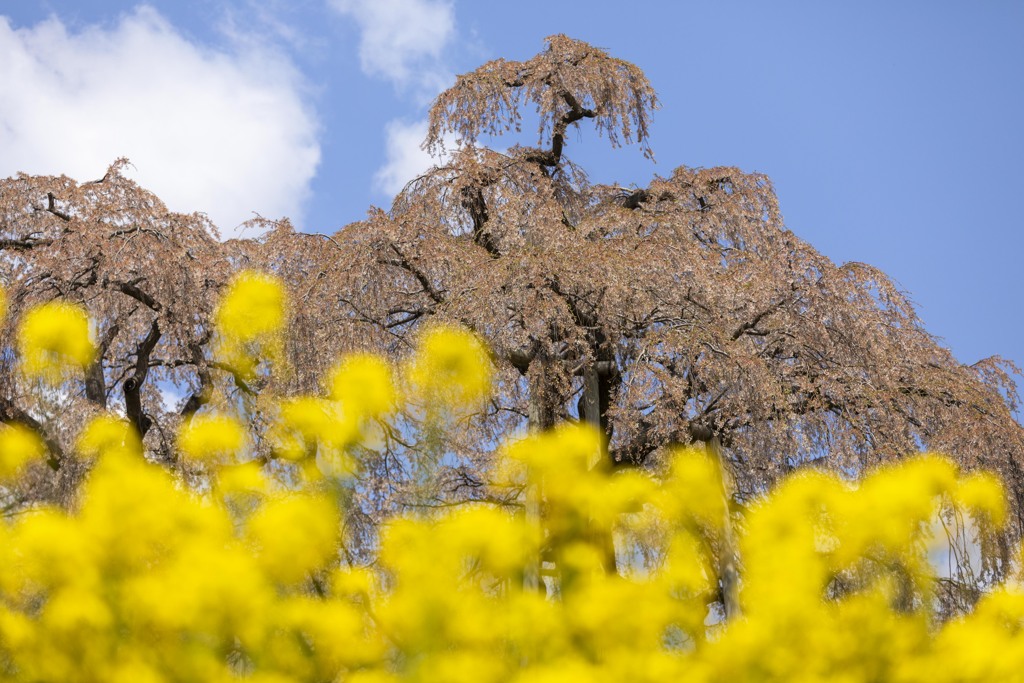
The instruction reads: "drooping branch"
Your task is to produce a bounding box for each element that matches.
[426,35,657,161]
[384,243,445,305]
[730,296,793,341]
[45,193,72,222]
[105,277,163,312]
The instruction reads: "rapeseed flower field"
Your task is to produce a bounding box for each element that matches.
[0,274,1021,682]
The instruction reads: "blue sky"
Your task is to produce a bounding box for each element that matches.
[2,1,1022,377]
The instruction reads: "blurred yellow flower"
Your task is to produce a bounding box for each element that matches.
[659,446,728,529]
[328,353,396,418]
[77,415,143,460]
[215,271,286,342]
[177,413,246,464]
[955,471,1007,527]
[270,397,359,479]
[246,494,340,584]
[17,301,96,381]
[406,324,492,412]
[0,423,46,480]
[217,461,269,496]
[279,397,337,445]
[214,271,286,380]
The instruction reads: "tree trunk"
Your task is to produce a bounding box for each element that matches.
[582,364,618,574]
[84,359,106,408]
[524,367,556,593]
[708,436,741,620]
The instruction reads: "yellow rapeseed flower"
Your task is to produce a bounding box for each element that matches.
[406,324,492,412]
[0,423,46,480]
[442,505,540,576]
[214,270,286,380]
[215,271,286,341]
[328,353,397,418]
[217,461,269,496]
[246,494,340,584]
[658,446,728,530]
[17,301,96,381]
[177,413,246,464]
[77,415,143,460]
[279,397,338,445]
[271,398,360,478]
[955,471,1007,527]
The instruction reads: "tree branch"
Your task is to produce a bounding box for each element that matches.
[124,319,161,437]
[46,193,72,222]
[105,277,163,312]
[523,88,597,168]
[385,243,445,304]
[180,335,213,418]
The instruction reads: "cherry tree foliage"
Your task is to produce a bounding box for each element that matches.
[1,37,1022,586]
[328,36,1024,570]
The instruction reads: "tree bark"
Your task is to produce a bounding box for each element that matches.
[707,435,741,620]
[84,359,107,408]
[581,363,618,573]
[124,320,161,437]
[524,365,556,593]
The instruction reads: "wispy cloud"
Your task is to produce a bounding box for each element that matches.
[328,0,454,94]
[328,0,458,198]
[0,7,320,237]
[217,0,327,58]
[374,119,436,195]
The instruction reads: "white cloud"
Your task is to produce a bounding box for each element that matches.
[0,7,320,237]
[374,118,460,196]
[329,0,454,92]
[329,0,457,198]
[374,119,433,196]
